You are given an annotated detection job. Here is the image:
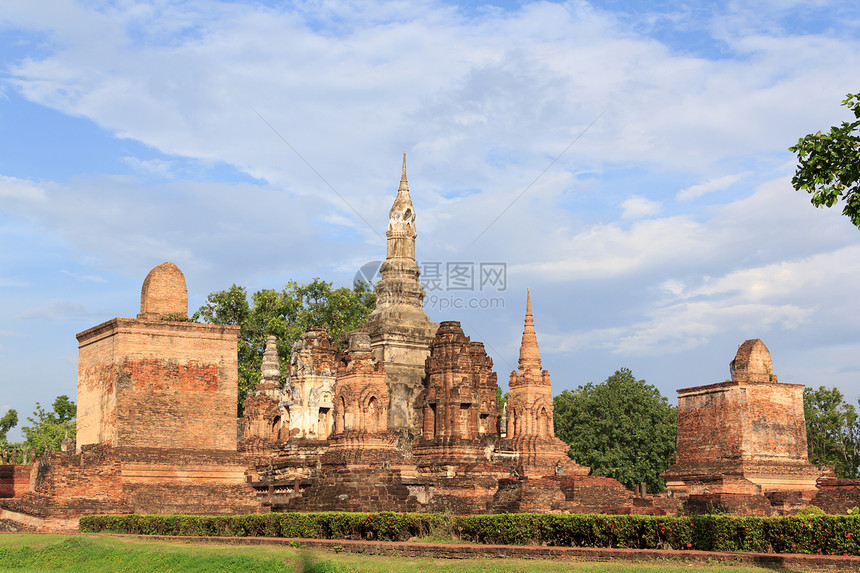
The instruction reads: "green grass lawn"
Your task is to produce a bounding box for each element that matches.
[0,534,808,573]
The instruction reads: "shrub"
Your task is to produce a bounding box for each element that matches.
[797,505,826,517]
[79,512,860,555]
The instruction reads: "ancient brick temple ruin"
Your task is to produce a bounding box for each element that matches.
[3,156,860,530]
[1,262,263,530]
[240,157,631,514]
[661,339,859,515]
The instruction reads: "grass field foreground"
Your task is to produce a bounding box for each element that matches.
[0,534,801,573]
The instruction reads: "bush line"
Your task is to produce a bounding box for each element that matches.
[79,512,860,555]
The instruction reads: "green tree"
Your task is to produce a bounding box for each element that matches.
[554,368,677,492]
[196,278,376,411]
[21,395,76,453]
[495,388,508,414]
[789,93,860,229]
[803,386,860,478]
[0,408,18,446]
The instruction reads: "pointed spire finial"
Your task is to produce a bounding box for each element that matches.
[389,151,415,231]
[399,150,408,192]
[518,289,541,375]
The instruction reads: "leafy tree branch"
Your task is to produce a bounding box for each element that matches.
[790,93,860,229]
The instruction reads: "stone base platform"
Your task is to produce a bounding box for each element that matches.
[812,479,860,514]
[0,443,264,529]
[492,475,637,514]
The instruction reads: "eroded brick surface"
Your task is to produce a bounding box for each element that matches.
[3,164,840,528]
[138,261,188,319]
[813,479,860,514]
[504,292,589,478]
[0,466,32,498]
[76,317,239,451]
[662,339,820,514]
[0,262,263,529]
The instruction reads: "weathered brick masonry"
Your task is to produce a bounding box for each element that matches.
[662,339,822,515]
[812,479,860,514]
[242,160,647,517]
[0,465,32,498]
[0,158,841,530]
[0,262,263,530]
[78,272,239,451]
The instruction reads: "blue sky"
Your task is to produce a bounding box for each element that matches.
[2,0,860,440]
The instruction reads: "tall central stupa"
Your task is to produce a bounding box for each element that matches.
[358,154,438,434]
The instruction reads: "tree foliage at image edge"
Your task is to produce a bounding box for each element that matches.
[790,93,860,229]
[804,386,860,479]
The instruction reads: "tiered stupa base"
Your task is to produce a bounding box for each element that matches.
[507,435,590,478]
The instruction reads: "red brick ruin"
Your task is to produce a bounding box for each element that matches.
[661,339,841,515]
[1,262,261,530]
[506,291,589,478]
[3,156,859,530]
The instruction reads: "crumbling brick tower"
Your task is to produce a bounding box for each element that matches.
[70,261,260,515]
[353,154,438,435]
[242,335,285,449]
[333,332,389,436]
[241,327,338,450]
[662,339,821,515]
[411,321,511,514]
[505,291,589,477]
[327,330,398,463]
[282,327,337,440]
[279,332,419,513]
[77,262,239,451]
[415,321,498,465]
[471,341,501,436]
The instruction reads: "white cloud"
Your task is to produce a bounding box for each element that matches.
[0,175,47,201]
[121,157,175,178]
[0,173,380,292]
[620,195,662,220]
[1,0,859,415]
[514,172,860,361]
[583,237,856,353]
[614,301,812,355]
[676,172,749,200]
[683,246,860,302]
[2,0,858,199]
[545,298,813,357]
[60,270,107,283]
[510,174,854,284]
[510,214,708,280]
[17,299,94,321]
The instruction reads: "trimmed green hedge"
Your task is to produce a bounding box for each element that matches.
[79,512,860,555]
[79,512,450,542]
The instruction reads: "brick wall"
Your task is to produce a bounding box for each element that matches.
[77,318,239,451]
[744,384,809,461]
[812,479,860,514]
[674,381,809,466]
[282,467,422,513]
[76,325,119,448]
[0,465,32,498]
[675,382,745,464]
[1,445,263,521]
[0,446,130,519]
